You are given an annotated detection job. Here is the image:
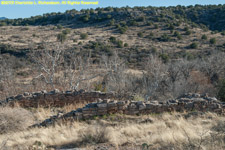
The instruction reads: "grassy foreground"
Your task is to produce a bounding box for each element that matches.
[0,104,224,150]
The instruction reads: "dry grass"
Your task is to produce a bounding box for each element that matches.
[0,106,34,134]
[31,102,87,122]
[0,110,224,150]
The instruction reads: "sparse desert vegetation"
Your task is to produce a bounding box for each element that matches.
[0,4,225,150]
[0,107,224,150]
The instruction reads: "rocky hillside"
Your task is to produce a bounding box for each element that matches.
[0,5,224,102]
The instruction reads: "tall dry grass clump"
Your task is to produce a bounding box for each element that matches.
[0,112,224,149]
[0,106,35,134]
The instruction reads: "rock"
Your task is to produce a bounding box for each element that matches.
[192,93,201,98]
[168,99,178,103]
[78,89,85,93]
[107,102,117,107]
[117,101,126,106]
[137,101,144,105]
[103,99,110,103]
[15,94,24,100]
[33,91,42,96]
[97,98,103,103]
[185,102,194,109]
[139,104,146,110]
[24,92,30,96]
[128,103,137,109]
[53,89,60,94]
[97,103,107,108]
[41,90,47,94]
[151,101,159,105]
[201,93,208,98]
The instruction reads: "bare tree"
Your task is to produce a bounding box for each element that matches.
[198,52,225,83]
[142,55,168,100]
[30,43,63,88]
[101,51,127,94]
[0,56,15,98]
[64,53,101,91]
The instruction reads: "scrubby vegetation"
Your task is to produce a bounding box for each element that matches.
[0,4,225,150]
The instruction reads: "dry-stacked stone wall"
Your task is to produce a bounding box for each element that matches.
[0,89,115,107]
[36,93,225,127]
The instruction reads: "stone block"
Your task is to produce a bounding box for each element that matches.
[117,101,126,106]
[24,92,30,96]
[108,102,117,108]
[138,104,146,110]
[15,94,24,100]
[103,99,111,103]
[97,103,107,108]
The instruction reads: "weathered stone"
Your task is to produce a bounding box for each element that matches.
[65,90,73,94]
[24,92,30,96]
[185,102,194,108]
[97,103,107,108]
[117,101,126,106]
[42,90,48,94]
[138,104,146,110]
[108,102,117,107]
[103,99,110,103]
[33,92,42,96]
[151,101,159,105]
[15,94,24,100]
[128,103,137,109]
[192,93,201,98]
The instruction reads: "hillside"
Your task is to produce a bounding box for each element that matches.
[0,17,7,20]
[0,5,225,150]
[0,5,225,66]
[0,4,224,100]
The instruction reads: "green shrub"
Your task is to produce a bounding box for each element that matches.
[148,32,154,37]
[107,15,112,19]
[137,32,144,37]
[124,43,128,47]
[57,24,63,29]
[168,24,175,30]
[221,31,225,36]
[109,19,115,26]
[185,30,191,35]
[210,38,216,44]
[217,79,225,102]
[80,15,90,22]
[94,83,106,92]
[154,24,158,29]
[146,21,152,26]
[201,34,208,40]
[137,16,145,22]
[173,31,180,37]
[0,22,7,26]
[118,26,128,34]
[62,29,71,35]
[134,95,145,101]
[159,53,169,63]
[109,36,117,44]
[184,26,189,31]
[174,31,182,39]
[151,47,157,54]
[117,40,123,48]
[57,33,67,43]
[189,42,198,49]
[129,20,138,26]
[177,34,182,40]
[80,33,88,39]
[160,34,171,42]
